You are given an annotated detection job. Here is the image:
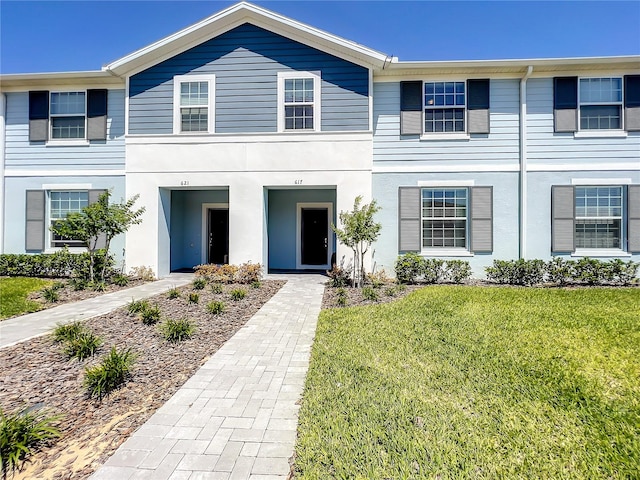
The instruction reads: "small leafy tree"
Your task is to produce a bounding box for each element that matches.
[332,196,381,288]
[50,191,145,283]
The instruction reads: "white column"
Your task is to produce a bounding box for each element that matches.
[228,177,264,265]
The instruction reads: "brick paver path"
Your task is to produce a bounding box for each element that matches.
[90,274,325,480]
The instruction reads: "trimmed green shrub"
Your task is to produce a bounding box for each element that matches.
[63,332,102,360]
[0,407,61,478]
[192,277,207,290]
[188,293,199,304]
[546,257,574,285]
[422,259,445,284]
[126,299,149,316]
[210,283,223,294]
[607,259,640,285]
[52,321,85,343]
[445,260,472,284]
[573,257,604,285]
[41,286,59,303]
[140,304,161,325]
[362,286,379,301]
[167,288,181,299]
[394,253,424,284]
[160,318,195,342]
[84,347,136,400]
[230,288,247,301]
[485,259,545,286]
[207,300,225,315]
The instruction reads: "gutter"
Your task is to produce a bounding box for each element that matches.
[519,66,534,259]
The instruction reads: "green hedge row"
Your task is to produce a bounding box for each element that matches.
[485,257,639,286]
[394,253,472,284]
[0,249,114,279]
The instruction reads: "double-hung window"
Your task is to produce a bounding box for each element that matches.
[50,92,86,139]
[277,71,321,132]
[424,82,466,133]
[579,77,623,130]
[173,74,216,134]
[50,191,89,247]
[575,186,623,249]
[422,188,468,248]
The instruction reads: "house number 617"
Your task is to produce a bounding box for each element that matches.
[294,179,303,185]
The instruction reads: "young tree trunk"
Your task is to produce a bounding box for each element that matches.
[100,237,111,282]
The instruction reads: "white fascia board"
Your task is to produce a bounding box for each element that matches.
[0,71,123,91]
[378,55,640,78]
[104,2,389,77]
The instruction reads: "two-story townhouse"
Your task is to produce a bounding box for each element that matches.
[371,58,640,275]
[1,2,638,278]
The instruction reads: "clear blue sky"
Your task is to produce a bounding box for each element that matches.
[1,1,639,74]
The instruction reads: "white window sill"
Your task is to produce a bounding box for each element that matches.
[571,249,631,258]
[421,249,474,257]
[420,133,470,141]
[45,247,88,254]
[574,131,627,139]
[46,140,90,147]
[280,129,321,134]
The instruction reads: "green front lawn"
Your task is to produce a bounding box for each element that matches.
[0,277,53,319]
[295,286,640,479]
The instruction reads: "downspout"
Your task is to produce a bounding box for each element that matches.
[0,93,6,253]
[519,66,533,259]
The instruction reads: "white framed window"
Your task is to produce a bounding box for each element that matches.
[277,71,321,132]
[50,91,86,139]
[424,81,466,133]
[421,188,468,249]
[579,77,623,130]
[49,190,89,247]
[173,74,216,134]
[575,186,623,249]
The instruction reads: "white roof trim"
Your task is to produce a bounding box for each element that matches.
[104,2,389,76]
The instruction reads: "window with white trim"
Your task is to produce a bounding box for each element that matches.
[575,186,623,249]
[277,71,321,132]
[422,188,468,248]
[49,191,89,247]
[50,92,86,139]
[579,77,623,130]
[424,82,466,133]
[173,74,215,134]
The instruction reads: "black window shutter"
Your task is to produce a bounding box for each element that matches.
[25,190,45,251]
[398,187,421,252]
[467,79,490,134]
[470,186,493,252]
[553,77,578,133]
[89,189,108,249]
[87,89,108,140]
[628,185,640,252]
[400,81,422,135]
[551,186,575,252]
[28,91,49,142]
[624,75,640,131]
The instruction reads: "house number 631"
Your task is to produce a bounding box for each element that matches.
[294,179,303,185]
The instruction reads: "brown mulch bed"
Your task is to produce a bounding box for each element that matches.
[0,280,284,480]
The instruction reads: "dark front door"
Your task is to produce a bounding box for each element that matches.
[208,209,229,264]
[301,208,328,266]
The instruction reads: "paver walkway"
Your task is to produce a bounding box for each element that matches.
[0,273,193,348]
[90,274,325,480]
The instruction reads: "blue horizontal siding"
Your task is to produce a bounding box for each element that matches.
[129,23,369,135]
[526,78,640,166]
[4,90,125,170]
[372,79,520,165]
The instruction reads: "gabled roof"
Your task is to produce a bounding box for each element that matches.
[103,1,390,77]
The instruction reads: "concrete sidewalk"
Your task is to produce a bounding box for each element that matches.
[90,274,325,480]
[0,273,193,348]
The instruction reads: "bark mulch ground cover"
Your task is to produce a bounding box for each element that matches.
[0,280,284,480]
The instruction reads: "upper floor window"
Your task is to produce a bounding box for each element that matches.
[50,92,86,139]
[173,74,216,134]
[277,71,321,132]
[579,78,623,130]
[424,82,466,133]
